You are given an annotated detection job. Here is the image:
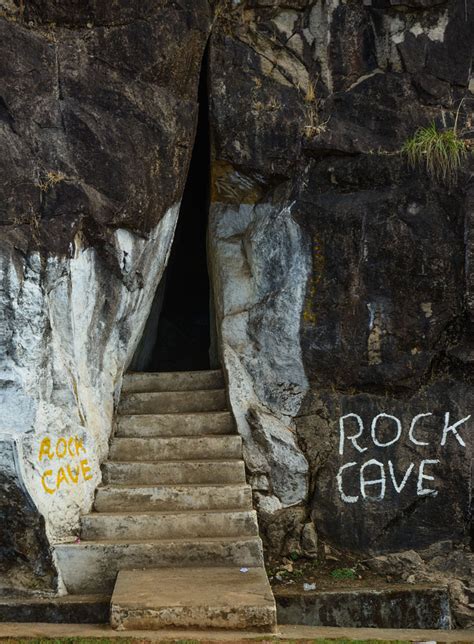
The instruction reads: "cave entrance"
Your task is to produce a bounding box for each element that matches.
[130,50,214,373]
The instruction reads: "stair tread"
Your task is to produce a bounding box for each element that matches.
[112,434,239,440]
[120,412,231,418]
[58,535,261,546]
[84,508,255,517]
[112,567,273,606]
[0,594,110,604]
[113,427,233,441]
[107,460,242,464]
[104,459,243,465]
[93,484,253,512]
[102,460,245,485]
[119,388,228,415]
[97,483,250,489]
[110,567,276,631]
[122,388,226,397]
[109,436,242,460]
[125,369,223,377]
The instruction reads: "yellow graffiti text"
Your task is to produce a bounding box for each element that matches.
[40,459,93,495]
[38,435,91,495]
[38,436,86,462]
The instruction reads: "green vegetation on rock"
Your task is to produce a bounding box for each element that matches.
[402,122,467,187]
[330,567,357,581]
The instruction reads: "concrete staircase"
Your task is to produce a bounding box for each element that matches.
[55,369,276,632]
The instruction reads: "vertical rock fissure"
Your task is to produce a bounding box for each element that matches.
[131,47,212,372]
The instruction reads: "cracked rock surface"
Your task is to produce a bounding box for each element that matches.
[0,0,472,627]
[0,0,210,591]
[207,0,472,626]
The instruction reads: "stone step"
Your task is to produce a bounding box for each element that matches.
[94,483,253,513]
[102,460,246,486]
[81,509,259,540]
[110,567,277,632]
[122,370,224,393]
[119,389,227,415]
[274,584,451,630]
[116,411,234,438]
[109,435,242,462]
[55,537,264,594]
[0,594,110,624]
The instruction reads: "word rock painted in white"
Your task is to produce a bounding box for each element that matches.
[338,412,469,455]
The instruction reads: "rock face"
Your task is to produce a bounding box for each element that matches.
[0,438,56,593]
[0,0,473,628]
[296,155,471,553]
[0,0,210,591]
[207,0,473,626]
[208,200,311,513]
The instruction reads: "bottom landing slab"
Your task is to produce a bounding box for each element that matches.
[110,567,277,632]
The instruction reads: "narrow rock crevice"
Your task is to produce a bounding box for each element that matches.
[131,47,212,372]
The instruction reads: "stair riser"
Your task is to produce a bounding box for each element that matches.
[102,461,246,486]
[55,540,264,594]
[94,485,253,513]
[119,390,227,415]
[109,436,242,461]
[122,371,224,393]
[116,412,234,438]
[81,511,259,540]
[0,597,110,624]
[111,605,276,632]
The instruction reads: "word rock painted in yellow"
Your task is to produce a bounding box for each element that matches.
[38,436,86,461]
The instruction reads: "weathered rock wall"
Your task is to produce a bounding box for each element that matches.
[0,0,210,591]
[207,0,472,626]
[0,438,56,594]
[0,0,472,624]
[208,199,311,514]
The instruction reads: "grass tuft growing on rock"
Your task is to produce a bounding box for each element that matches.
[402,122,467,187]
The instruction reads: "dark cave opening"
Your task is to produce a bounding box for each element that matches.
[131,50,212,373]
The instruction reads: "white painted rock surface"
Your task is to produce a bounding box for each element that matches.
[208,200,311,509]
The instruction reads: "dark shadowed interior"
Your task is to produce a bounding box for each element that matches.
[132,51,211,372]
